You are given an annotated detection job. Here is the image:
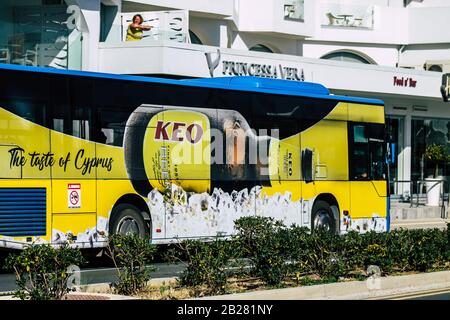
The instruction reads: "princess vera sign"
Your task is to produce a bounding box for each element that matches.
[205,49,310,82]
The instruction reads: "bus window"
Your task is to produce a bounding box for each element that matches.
[368,124,386,181]
[351,124,369,180]
[70,77,93,141]
[251,95,300,139]
[72,119,90,140]
[0,71,48,126]
[49,78,70,134]
[350,123,386,181]
[95,108,129,146]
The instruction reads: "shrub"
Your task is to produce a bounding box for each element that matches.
[406,229,447,272]
[234,216,291,287]
[362,231,392,274]
[340,231,366,273]
[284,225,310,275]
[106,234,156,295]
[173,219,450,294]
[4,243,84,300]
[302,229,345,281]
[178,238,236,295]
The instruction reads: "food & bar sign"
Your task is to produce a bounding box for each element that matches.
[393,76,417,88]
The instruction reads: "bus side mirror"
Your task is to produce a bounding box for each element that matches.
[441,73,450,102]
[301,148,313,183]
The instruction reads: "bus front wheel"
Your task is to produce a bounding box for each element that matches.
[109,203,149,238]
[312,200,336,233]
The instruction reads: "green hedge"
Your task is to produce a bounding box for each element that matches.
[4,244,85,300]
[178,217,450,290]
[106,234,156,295]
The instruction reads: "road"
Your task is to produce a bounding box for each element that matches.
[0,262,186,293]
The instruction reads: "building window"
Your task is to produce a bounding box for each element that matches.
[321,51,374,64]
[0,1,83,70]
[386,117,405,196]
[411,118,450,193]
[189,30,203,45]
[249,44,274,53]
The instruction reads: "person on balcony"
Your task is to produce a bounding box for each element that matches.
[126,14,152,41]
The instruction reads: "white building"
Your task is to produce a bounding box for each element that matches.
[1,0,450,199]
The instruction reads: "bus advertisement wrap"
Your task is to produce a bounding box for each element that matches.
[0,65,388,249]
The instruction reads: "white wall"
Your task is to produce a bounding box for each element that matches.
[98,40,443,99]
[189,17,222,47]
[314,5,409,45]
[76,0,101,71]
[232,32,301,55]
[302,42,399,66]
[408,6,450,44]
[123,0,233,17]
[400,44,450,67]
[91,0,450,71]
[234,0,314,38]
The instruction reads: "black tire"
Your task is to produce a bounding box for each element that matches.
[312,200,336,233]
[109,203,149,238]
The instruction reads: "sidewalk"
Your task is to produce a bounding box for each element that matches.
[2,271,450,300]
[198,270,450,300]
[391,218,450,230]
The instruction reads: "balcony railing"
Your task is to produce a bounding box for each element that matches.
[321,3,374,29]
[121,10,189,43]
[283,0,304,22]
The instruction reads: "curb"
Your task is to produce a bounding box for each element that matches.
[0,277,178,300]
[3,271,450,300]
[197,270,450,300]
[0,292,136,301]
[75,277,178,294]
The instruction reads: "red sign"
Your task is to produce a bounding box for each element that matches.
[68,183,81,208]
[393,76,417,88]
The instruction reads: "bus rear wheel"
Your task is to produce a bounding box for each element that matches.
[312,200,336,233]
[109,203,149,238]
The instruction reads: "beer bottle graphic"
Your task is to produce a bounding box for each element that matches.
[124,105,302,197]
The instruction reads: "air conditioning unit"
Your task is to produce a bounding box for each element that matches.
[424,60,450,73]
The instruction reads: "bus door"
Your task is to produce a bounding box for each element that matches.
[349,122,388,232]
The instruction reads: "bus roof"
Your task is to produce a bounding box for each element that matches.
[0,63,384,106]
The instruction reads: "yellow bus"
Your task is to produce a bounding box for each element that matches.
[0,64,388,250]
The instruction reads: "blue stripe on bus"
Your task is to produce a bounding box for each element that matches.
[0,230,46,236]
[0,63,384,106]
[0,188,46,193]
[0,188,46,237]
[386,196,391,232]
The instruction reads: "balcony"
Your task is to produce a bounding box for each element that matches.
[283,0,304,22]
[321,2,374,29]
[101,9,190,45]
[235,0,313,38]
[122,0,233,18]
[120,10,189,43]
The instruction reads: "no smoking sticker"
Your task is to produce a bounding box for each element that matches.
[68,184,81,208]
